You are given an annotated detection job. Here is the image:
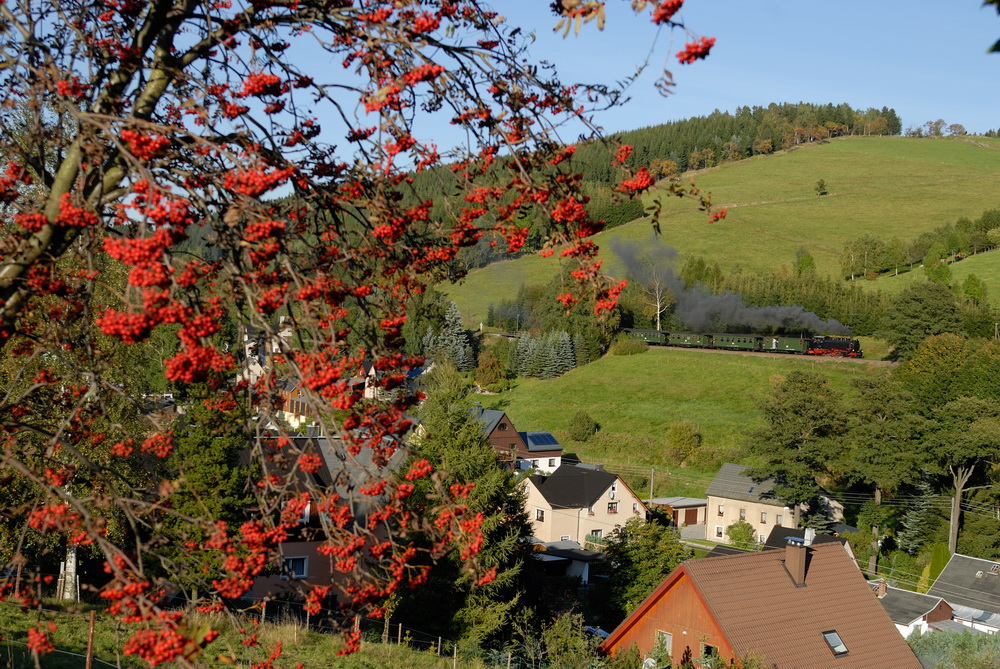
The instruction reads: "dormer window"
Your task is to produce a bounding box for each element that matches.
[822,630,848,657]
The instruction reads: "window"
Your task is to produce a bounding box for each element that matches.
[717,504,725,517]
[531,459,539,468]
[548,458,556,467]
[739,508,746,521]
[608,502,619,514]
[591,529,603,539]
[498,422,507,431]
[822,630,848,656]
[715,526,723,538]
[588,505,595,516]
[535,509,545,522]
[701,644,718,659]
[655,631,673,656]
[759,534,766,543]
[281,557,307,579]
[760,512,767,524]
[776,514,784,525]
[633,502,640,514]
[560,535,570,541]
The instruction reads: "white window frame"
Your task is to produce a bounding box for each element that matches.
[281,556,308,579]
[715,525,723,538]
[535,508,545,522]
[655,630,673,656]
[760,511,767,524]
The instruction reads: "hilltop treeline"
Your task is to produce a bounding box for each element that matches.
[573,102,903,184]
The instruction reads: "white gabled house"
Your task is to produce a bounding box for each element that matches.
[521,463,647,545]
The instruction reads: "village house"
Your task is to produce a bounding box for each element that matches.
[522,463,647,545]
[927,553,1000,633]
[470,404,528,469]
[869,579,953,638]
[247,431,407,601]
[601,539,921,668]
[515,431,563,473]
[705,463,804,544]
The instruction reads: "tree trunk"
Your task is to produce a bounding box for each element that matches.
[867,488,881,576]
[949,466,974,555]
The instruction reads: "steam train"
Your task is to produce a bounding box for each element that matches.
[622,329,863,358]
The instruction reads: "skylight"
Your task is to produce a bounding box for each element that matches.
[822,630,848,657]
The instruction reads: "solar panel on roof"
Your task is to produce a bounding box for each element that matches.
[528,432,559,446]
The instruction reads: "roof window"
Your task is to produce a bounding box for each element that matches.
[822,630,848,657]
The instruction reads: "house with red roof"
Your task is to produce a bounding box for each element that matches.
[601,539,921,668]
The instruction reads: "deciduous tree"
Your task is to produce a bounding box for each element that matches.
[0,0,722,659]
[748,371,847,507]
[599,517,691,625]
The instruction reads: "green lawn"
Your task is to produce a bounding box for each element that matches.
[446,136,1000,326]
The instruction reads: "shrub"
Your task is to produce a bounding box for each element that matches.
[567,411,598,442]
[609,337,648,356]
[666,420,701,463]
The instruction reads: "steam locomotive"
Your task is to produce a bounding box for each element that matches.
[622,329,863,358]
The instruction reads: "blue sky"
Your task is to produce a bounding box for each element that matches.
[499,1,999,135]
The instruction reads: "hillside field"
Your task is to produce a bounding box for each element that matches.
[478,346,884,496]
[445,136,1000,326]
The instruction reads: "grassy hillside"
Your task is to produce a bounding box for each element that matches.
[860,248,1000,297]
[479,346,883,494]
[446,136,1000,325]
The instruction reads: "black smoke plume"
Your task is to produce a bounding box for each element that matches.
[611,239,852,336]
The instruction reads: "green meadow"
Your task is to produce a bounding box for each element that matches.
[446,136,1000,326]
[478,347,883,492]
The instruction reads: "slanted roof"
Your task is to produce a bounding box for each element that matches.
[604,542,920,668]
[535,540,605,563]
[529,464,618,509]
[518,431,563,454]
[704,462,785,507]
[470,405,508,436]
[763,526,846,551]
[927,554,1000,616]
[706,544,751,558]
[875,585,948,626]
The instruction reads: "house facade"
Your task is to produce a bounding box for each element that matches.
[248,433,407,601]
[516,431,563,473]
[522,464,647,544]
[602,541,921,668]
[470,405,528,469]
[705,463,803,545]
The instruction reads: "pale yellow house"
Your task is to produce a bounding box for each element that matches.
[522,463,647,544]
[705,463,803,545]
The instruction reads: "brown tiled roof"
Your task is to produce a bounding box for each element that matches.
[683,542,920,668]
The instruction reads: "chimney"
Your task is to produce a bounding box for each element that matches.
[874,578,887,598]
[785,538,807,586]
[804,528,816,546]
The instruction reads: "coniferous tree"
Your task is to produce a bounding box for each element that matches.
[897,478,936,555]
[435,302,475,371]
[397,362,533,648]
